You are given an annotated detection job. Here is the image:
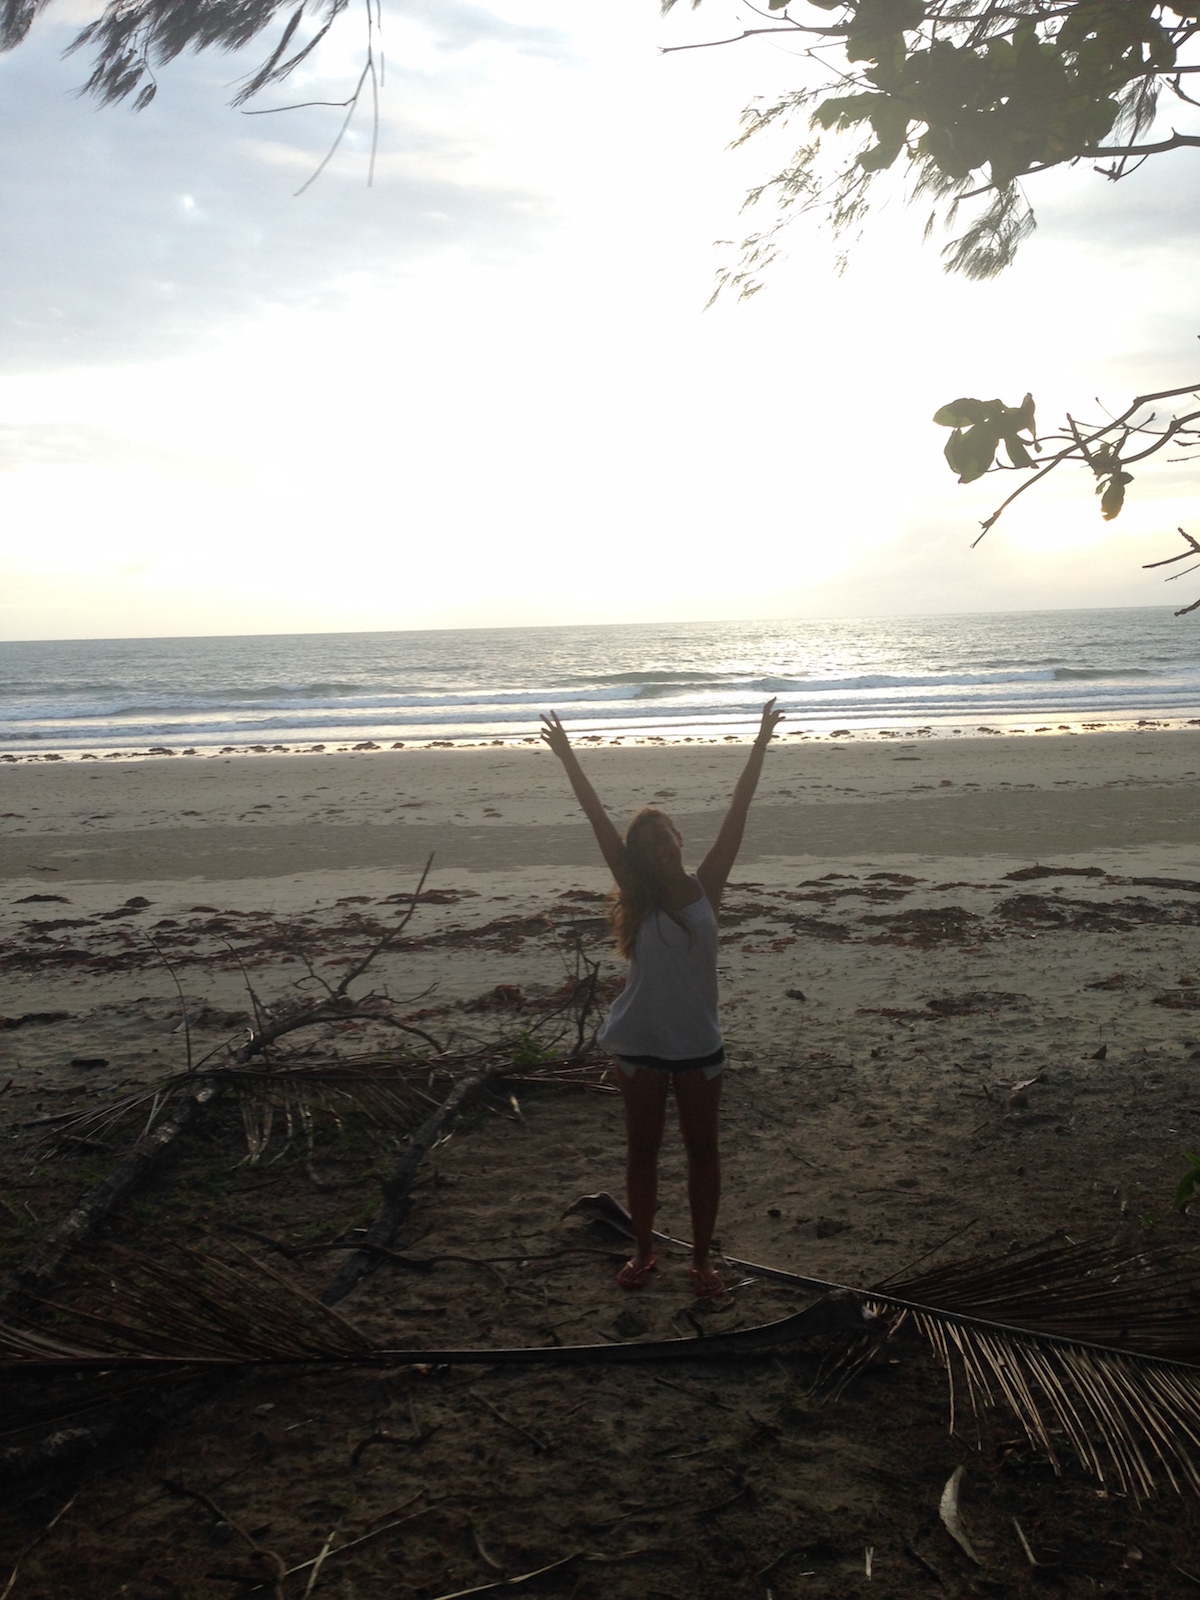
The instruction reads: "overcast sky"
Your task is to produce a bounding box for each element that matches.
[0,0,1197,641]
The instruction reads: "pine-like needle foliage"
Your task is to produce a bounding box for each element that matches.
[671,0,1200,287]
[0,0,346,109]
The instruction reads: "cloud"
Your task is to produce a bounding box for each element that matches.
[399,0,575,60]
[0,420,215,471]
[0,4,572,370]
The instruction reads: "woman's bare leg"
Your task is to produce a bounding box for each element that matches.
[616,1066,670,1268]
[673,1070,723,1271]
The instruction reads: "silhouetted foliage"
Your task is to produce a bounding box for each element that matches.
[663,4,1199,573]
[8,3,1196,258]
[0,0,347,109]
[929,382,1200,594]
[663,1,1200,289]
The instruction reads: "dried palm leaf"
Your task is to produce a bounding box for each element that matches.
[568,1196,1200,1498]
[5,1232,1200,1499]
[223,1058,442,1165]
[764,1237,1200,1500]
[45,1049,609,1164]
[888,1236,1200,1359]
[2,1241,370,1371]
[41,1056,462,1164]
[499,1059,615,1093]
[864,1239,1200,1498]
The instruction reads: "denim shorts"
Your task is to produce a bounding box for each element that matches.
[615,1047,726,1081]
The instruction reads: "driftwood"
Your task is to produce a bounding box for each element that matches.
[320,1062,502,1307]
[1,861,437,1317]
[0,864,612,1487]
[0,1057,510,1480]
[0,1076,227,1315]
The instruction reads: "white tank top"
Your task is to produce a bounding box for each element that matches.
[596,884,722,1061]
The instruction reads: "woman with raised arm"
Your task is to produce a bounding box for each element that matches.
[540,700,784,1298]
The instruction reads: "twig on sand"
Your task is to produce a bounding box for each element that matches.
[350,1427,439,1467]
[469,1520,506,1572]
[275,1499,434,1586]
[1012,1517,1042,1568]
[903,1540,945,1585]
[331,857,434,998]
[425,1551,586,1600]
[754,1545,803,1583]
[223,938,270,1043]
[468,1388,549,1453]
[0,1493,77,1600]
[147,938,192,1073]
[164,1480,287,1600]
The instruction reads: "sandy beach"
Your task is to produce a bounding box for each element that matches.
[3,729,1200,1595]
[4,728,1200,1060]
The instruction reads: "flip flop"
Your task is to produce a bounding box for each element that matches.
[689,1265,726,1300]
[616,1255,658,1291]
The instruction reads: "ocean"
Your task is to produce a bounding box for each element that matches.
[1,608,1198,755]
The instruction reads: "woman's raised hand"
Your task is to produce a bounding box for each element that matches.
[755,697,785,748]
[540,711,573,761]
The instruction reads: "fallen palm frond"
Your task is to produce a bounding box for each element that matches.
[5,1241,370,1368]
[570,1193,1200,1499]
[807,1242,1200,1499]
[0,1241,376,1468]
[0,1238,865,1388]
[225,1054,460,1166]
[41,1057,441,1166]
[870,1239,1200,1498]
[887,1236,1199,1360]
[4,1227,1200,1499]
[42,1047,612,1170]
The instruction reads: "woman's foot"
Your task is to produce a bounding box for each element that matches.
[617,1254,658,1291]
[689,1262,726,1299]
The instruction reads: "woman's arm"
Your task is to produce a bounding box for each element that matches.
[540,712,626,879]
[697,698,785,911]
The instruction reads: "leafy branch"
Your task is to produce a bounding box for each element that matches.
[929,373,1200,607]
[665,1,1200,288]
[1,0,385,190]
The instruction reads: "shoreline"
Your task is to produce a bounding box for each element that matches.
[3,709,1199,763]
[3,728,1198,894]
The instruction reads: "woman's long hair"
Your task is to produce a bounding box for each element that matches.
[610,807,687,959]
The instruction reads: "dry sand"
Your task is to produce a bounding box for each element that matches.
[3,729,1200,1076]
[2,731,1200,1597]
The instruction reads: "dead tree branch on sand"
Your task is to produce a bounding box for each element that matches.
[0,857,436,1315]
[320,1060,502,1306]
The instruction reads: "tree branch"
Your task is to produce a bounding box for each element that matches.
[660,22,846,54]
[1144,527,1200,569]
[1089,131,1200,159]
[332,854,433,997]
[971,382,1200,543]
